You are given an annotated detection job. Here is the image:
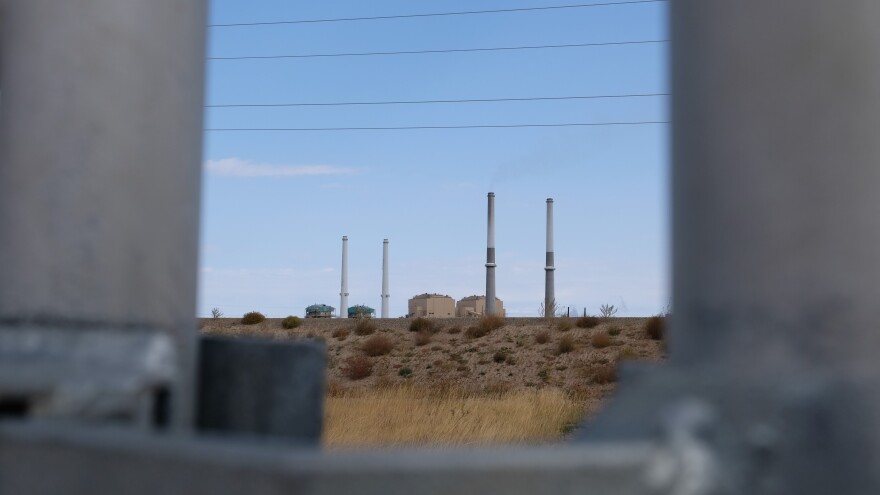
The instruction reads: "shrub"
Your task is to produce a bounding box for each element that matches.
[447,325,462,334]
[465,325,488,339]
[281,315,302,329]
[608,325,622,336]
[362,334,393,356]
[556,317,573,332]
[331,328,350,340]
[398,367,413,378]
[479,315,506,333]
[576,316,600,329]
[493,350,508,363]
[535,330,551,344]
[592,364,617,384]
[409,317,435,333]
[617,347,637,361]
[414,331,432,346]
[557,335,576,354]
[645,315,666,340]
[354,319,376,336]
[241,311,266,325]
[591,331,611,349]
[342,355,372,380]
[599,304,618,320]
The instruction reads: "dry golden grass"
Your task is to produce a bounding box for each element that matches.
[324,385,585,449]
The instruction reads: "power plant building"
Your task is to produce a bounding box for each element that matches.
[408,293,455,318]
[347,305,375,319]
[305,304,334,318]
[457,295,505,317]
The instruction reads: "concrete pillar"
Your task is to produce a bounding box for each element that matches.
[544,198,556,317]
[381,239,390,318]
[485,193,497,316]
[340,236,349,318]
[671,1,880,379]
[0,0,206,428]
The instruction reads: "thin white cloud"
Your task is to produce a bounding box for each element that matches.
[205,157,357,177]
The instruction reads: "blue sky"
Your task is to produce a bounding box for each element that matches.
[199,0,669,318]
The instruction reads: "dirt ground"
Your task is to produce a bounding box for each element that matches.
[201,316,665,418]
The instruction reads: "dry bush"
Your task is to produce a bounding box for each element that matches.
[409,317,435,333]
[342,355,373,380]
[608,325,622,336]
[556,317,574,332]
[241,311,266,325]
[535,330,551,344]
[617,347,638,361]
[465,325,488,339]
[645,315,666,340]
[493,350,507,363]
[591,331,611,349]
[576,316,600,329]
[479,315,506,332]
[447,325,462,334]
[557,335,576,354]
[592,364,617,384]
[362,334,394,356]
[281,315,302,329]
[332,328,350,340]
[354,319,376,336]
[414,331,432,346]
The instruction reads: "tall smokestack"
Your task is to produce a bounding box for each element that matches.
[381,239,390,318]
[545,198,556,317]
[485,192,497,316]
[340,236,349,318]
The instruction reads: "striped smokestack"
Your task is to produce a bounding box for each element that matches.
[545,198,556,316]
[340,236,349,318]
[485,192,497,316]
[381,239,390,318]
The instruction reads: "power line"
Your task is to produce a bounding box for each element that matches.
[209,1,667,28]
[205,121,668,132]
[209,40,667,61]
[206,92,668,108]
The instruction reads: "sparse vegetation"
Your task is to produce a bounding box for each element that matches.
[617,347,637,361]
[409,317,435,333]
[281,315,302,329]
[447,325,462,334]
[354,319,377,336]
[608,325,622,336]
[342,355,373,380]
[241,311,265,325]
[465,325,488,339]
[591,331,611,349]
[557,335,576,354]
[576,316,600,329]
[362,334,394,356]
[645,315,666,340]
[331,328,350,340]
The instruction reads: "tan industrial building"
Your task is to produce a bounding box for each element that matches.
[456,295,505,317]
[407,293,455,318]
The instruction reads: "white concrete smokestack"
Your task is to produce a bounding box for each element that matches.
[545,198,556,316]
[381,239,390,318]
[340,236,349,318]
[485,192,497,316]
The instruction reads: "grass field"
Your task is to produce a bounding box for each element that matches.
[324,384,586,449]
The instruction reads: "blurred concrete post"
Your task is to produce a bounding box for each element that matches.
[671,1,880,379]
[0,0,207,428]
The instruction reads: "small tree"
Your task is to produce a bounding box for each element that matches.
[211,307,223,319]
[599,304,618,320]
